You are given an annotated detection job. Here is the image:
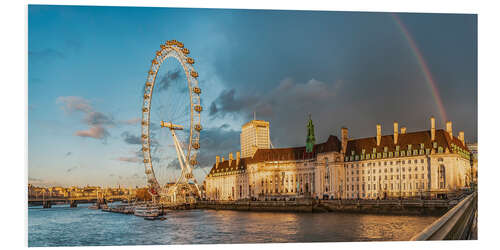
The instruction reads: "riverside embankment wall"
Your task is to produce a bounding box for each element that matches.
[195,199,457,215]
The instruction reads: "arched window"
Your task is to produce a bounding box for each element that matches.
[439,165,446,189]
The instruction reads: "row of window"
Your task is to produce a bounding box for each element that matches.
[347,165,426,175]
[347,173,427,182]
[346,182,427,191]
[346,146,445,162]
[345,158,426,168]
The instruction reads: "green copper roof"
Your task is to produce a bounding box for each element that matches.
[306,115,315,153]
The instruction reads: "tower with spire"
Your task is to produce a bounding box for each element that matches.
[306,114,315,153]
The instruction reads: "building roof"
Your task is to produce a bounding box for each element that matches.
[345,129,469,155]
[208,135,341,175]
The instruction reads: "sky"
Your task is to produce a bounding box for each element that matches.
[28,5,477,188]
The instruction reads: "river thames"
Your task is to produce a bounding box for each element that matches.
[28,203,439,247]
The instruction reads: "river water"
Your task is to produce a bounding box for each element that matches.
[28,203,438,247]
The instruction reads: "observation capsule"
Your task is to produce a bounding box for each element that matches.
[148,70,155,75]
[193,87,201,94]
[182,48,190,55]
[177,42,184,48]
[142,147,149,152]
[145,169,152,174]
[141,121,148,126]
[194,105,203,112]
[190,70,199,78]
[152,59,158,65]
[192,142,200,149]
[144,94,150,99]
[189,159,198,166]
[186,57,195,64]
[155,50,161,56]
[184,173,193,179]
[166,40,174,46]
[142,107,149,112]
[160,44,166,49]
[142,134,148,139]
[194,124,202,132]
[143,159,150,163]
[145,82,153,87]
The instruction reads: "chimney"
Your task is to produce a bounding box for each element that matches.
[446,121,453,137]
[401,127,407,134]
[229,152,234,165]
[236,151,240,165]
[393,122,398,144]
[216,155,220,168]
[458,131,465,146]
[376,124,381,146]
[341,127,348,154]
[221,157,225,163]
[430,116,436,141]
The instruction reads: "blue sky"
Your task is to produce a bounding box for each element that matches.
[28,5,477,187]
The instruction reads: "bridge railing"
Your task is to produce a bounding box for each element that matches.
[411,191,477,240]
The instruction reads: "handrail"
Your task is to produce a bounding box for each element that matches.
[411,192,476,240]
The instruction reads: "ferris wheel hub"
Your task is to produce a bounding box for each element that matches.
[160,121,184,130]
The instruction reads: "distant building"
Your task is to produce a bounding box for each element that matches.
[240,119,271,158]
[205,116,472,200]
[467,142,478,183]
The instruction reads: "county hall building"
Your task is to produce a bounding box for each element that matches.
[204,116,472,200]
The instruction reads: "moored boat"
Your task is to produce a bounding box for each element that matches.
[134,205,161,217]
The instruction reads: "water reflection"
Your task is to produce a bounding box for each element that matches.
[28,205,438,246]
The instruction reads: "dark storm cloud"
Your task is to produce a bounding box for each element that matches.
[209,89,258,118]
[210,78,343,147]
[121,131,142,145]
[208,11,477,143]
[195,124,241,168]
[158,69,182,92]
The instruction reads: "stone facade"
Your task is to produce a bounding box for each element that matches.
[205,117,472,201]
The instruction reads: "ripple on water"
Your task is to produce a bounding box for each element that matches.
[28,207,438,246]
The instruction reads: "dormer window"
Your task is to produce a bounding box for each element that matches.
[420,143,425,149]
[396,145,400,151]
[384,147,388,153]
[373,148,377,153]
[433,142,438,149]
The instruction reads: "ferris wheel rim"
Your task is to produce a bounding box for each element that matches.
[140,41,202,196]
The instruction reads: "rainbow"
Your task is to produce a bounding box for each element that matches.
[391,14,448,125]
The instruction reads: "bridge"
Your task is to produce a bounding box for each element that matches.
[28,195,133,208]
[411,191,477,240]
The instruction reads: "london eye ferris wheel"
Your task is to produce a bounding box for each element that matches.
[141,40,202,203]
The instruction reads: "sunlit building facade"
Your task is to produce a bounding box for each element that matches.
[240,120,271,158]
[205,117,472,201]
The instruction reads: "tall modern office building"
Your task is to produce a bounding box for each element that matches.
[240,120,271,158]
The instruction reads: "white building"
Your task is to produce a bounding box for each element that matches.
[205,117,472,200]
